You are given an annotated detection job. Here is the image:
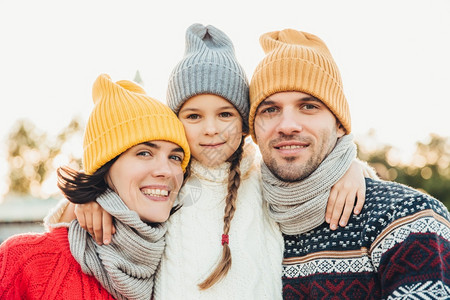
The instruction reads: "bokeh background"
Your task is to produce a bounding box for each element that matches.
[1,0,449,243]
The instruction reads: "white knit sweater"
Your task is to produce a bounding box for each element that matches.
[153,143,284,300]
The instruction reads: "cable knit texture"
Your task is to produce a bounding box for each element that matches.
[69,189,166,300]
[154,143,284,299]
[261,134,356,235]
[0,227,115,299]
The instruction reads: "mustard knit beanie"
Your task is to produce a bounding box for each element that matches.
[83,74,190,174]
[167,23,249,124]
[249,29,351,142]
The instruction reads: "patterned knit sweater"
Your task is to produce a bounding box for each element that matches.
[282,178,450,300]
[154,144,284,299]
[0,227,115,300]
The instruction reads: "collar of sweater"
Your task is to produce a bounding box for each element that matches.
[190,142,256,183]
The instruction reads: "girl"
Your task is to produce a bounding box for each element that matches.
[0,74,190,299]
[46,24,376,299]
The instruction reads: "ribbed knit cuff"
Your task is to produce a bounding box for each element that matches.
[43,198,71,231]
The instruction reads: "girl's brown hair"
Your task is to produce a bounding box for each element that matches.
[198,138,244,290]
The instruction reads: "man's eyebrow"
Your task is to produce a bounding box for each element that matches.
[258,96,321,107]
[258,100,276,107]
[302,96,321,103]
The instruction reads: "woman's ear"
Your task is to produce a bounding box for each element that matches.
[105,173,117,193]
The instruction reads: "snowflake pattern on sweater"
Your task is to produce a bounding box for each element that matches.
[282,178,450,300]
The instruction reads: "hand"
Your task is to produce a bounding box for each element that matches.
[74,202,116,245]
[325,160,366,230]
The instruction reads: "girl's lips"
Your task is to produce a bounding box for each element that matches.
[200,142,226,148]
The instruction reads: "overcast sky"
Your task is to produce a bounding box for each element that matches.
[1,0,449,198]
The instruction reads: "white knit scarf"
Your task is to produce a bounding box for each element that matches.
[68,189,166,300]
[261,134,356,235]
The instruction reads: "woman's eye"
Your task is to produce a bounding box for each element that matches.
[137,151,152,157]
[170,155,183,162]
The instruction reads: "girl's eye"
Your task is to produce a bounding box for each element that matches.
[219,112,233,118]
[186,114,200,120]
[169,154,183,162]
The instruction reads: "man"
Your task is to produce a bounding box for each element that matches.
[248,29,450,299]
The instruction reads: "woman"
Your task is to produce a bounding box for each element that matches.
[0,73,190,300]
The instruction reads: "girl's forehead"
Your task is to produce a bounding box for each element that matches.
[181,94,236,109]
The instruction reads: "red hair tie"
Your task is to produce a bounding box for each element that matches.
[221,234,229,245]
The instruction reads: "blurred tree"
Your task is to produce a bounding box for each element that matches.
[6,117,83,197]
[357,133,450,210]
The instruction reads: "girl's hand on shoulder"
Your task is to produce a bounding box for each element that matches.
[74,202,116,245]
[325,159,366,230]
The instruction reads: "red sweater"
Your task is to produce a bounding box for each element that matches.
[0,227,115,300]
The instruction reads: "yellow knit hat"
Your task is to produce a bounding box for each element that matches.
[249,29,351,142]
[83,74,190,174]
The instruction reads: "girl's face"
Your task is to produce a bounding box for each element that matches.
[178,94,243,167]
[106,140,185,223]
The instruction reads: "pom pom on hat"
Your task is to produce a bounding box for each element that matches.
[83,74,190,174]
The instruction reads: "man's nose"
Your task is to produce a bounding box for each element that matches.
[276,109,303,135]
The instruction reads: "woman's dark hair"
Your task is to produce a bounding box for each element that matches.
[57,158,117,205]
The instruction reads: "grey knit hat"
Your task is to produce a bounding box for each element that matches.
[167,23,249,124]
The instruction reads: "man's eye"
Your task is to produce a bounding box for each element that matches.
[303,104,318,110]
[261,107,278,114]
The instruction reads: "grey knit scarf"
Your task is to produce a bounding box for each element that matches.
[68,189,166,300]
[261,134,356,235]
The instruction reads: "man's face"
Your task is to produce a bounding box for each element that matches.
[254,91,345,182]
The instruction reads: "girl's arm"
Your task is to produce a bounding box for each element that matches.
[44,198,72,230]
[326,158,379,230]
[74,202,115,245]
[44,199,114,245]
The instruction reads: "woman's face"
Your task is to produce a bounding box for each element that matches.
[106,140,185,223]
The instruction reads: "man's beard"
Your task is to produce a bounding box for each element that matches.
[265,154,322,182]
[262,135,336,182]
